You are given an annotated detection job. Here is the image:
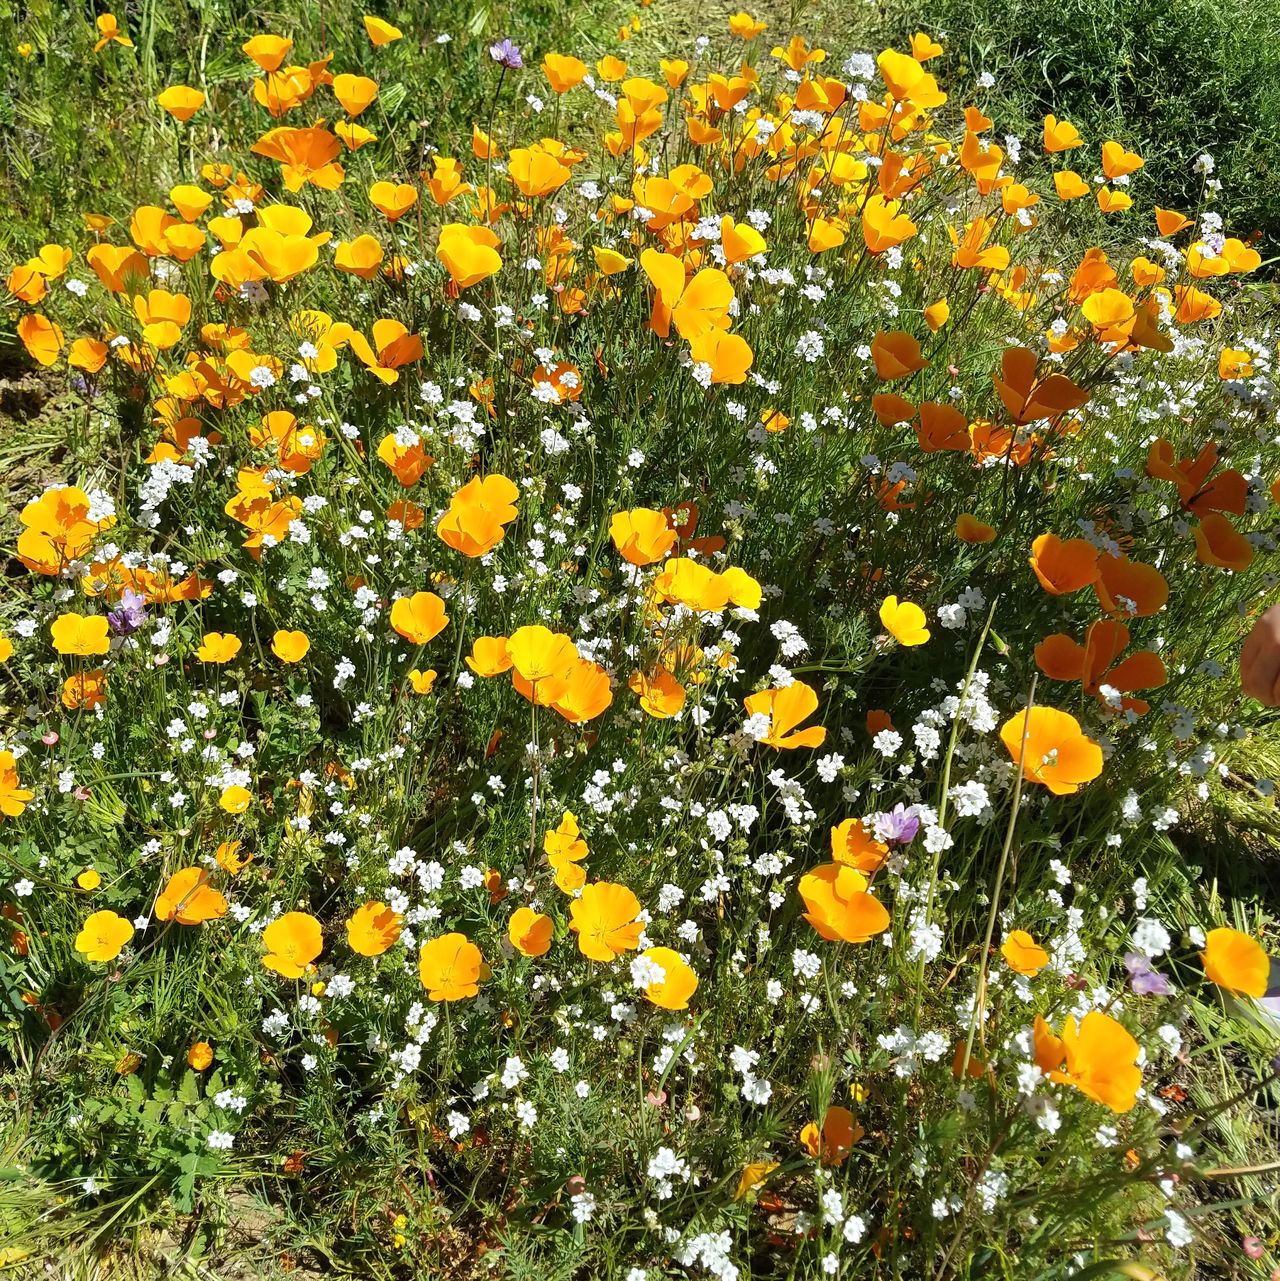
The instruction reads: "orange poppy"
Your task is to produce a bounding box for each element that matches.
[610,508,678,566]
[569,881,643,960]
[389,591,449,646]
[271,630,310,662]
[1093,556,1168,618]
[195,631,242,663]
[1043,114,1083,152]
[1029,533,1100,595]
[798,863,890,943]
[331,73,377,117]
[994,348,1088,424]
[262,912,323,977]
[508,907,554,957]
[653,558,761,612]
[419,933,488,1000]
[1194,513,1253,571]
[156,85,205,121]
[799,1105,863,1165]
[348,320,422,384]
[551,658,613,724]
[0,752,35,820]
[1034,619,1166,714]
[1037,1010,1142,1113]
[955,513,996,544]
[871,330,928,381]
[369,181,418,221]
[1000,929,1049,976]
[334,234,384,278]
[437,223,502,288]
[879,596,930,646]
[636,946,698,1009]
[629,667,686,719]
[50,613,110,656]
[75,910,134,962]
[437,474,519,556]
[998,706,1102,795]
[1145,439,1246,517]
[830,819,889,872]
[1201,927,1268,998]
[363,15,402,45]
[155,867,228,924]
[743,681,826,749]
[346,902,403,957]
[862,195,917,254]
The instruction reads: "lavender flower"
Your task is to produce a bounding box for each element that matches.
[107,588,147,636]
[871,803,920,846]
[488,39,522,69]
[1125,952,1174,997]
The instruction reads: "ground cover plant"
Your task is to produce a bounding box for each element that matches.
[1,2,1279,1278]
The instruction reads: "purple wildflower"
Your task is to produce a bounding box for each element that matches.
[871,803,920,846]
[1124,951,1174,997]
[488,39,523,69]
[107,588,147,636]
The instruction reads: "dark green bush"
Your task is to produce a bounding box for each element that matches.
[879,0,1280,253]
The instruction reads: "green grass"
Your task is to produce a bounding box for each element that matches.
[876,0,1280,253]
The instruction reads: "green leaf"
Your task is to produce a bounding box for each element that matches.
[176,1070,201,1105]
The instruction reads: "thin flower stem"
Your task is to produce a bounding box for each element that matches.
[913,594,999,1027]
[961,672,1038,1076]
[1201,1157,1280,1179]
